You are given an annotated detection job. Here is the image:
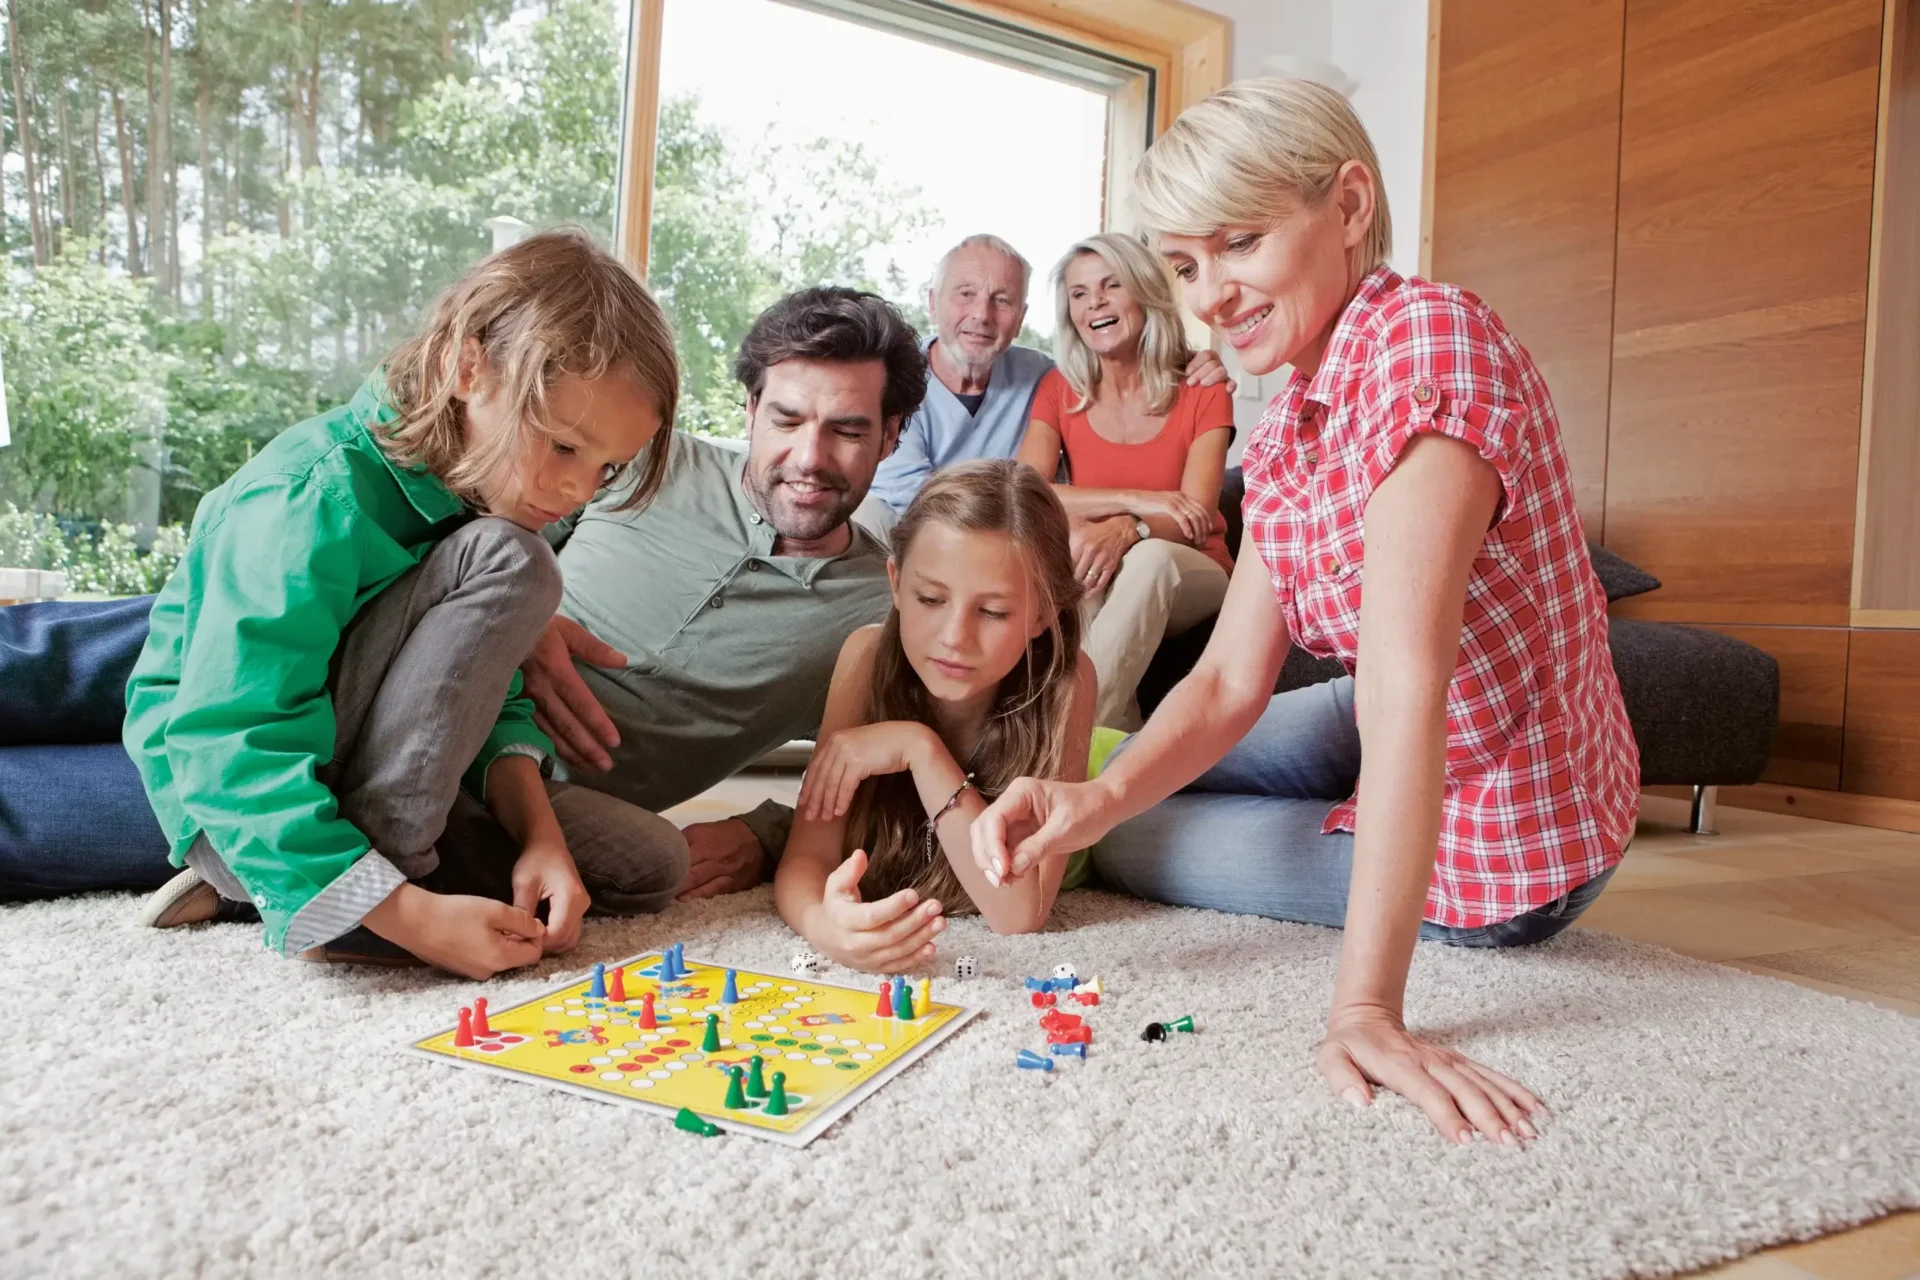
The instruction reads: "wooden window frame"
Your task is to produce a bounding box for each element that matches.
[612,0,1231,274]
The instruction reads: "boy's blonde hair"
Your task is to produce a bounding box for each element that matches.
[1050,232,1192,416]
[1135,77,1393,271]
[381,228,679,513]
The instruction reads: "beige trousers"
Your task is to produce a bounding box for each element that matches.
[1081,539,1231,730]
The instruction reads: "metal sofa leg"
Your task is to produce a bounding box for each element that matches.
[1689,785,1719,836]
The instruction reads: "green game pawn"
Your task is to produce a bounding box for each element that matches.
[673,1106,719,1137]
[702,1011,722,1052]
[723,1064,748,1110]
[764,1071,790,1117]
[893,976,915,1020]
[1166,1014,1197,1034]
[746,1054,768,1099]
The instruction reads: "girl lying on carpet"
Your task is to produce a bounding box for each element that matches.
[122,230,679,979]
[973,80,1637,1147]
[776,459,1100,972]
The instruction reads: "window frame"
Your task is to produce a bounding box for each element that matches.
[611,0,1231,274]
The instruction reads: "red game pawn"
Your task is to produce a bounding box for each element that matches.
[874,980,894,1018]
[472,997,491,1036]
[1071,991,1101,1006]
[1039,1009,1082,1031]
[608,966,627,1003]
[454,1007,475,1047]
[638,992,658,1030]
[1030,991,1056,1008]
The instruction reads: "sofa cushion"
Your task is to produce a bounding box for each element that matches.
[1589,545,1662,602]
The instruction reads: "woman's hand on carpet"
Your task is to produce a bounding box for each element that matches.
[808,849,945,972]
[1317,1004,1544,1146]
[973,778,1117,884]
[511,838,589,954]
[362,884,546,980]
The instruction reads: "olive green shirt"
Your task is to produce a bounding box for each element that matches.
[551,435,891,853]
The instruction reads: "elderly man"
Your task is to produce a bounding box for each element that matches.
[857,233,1231,537]
[521,285,919,900]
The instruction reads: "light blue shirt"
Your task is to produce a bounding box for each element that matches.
[868,338,1055,514]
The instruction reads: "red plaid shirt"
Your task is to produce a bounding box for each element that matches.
[1241,269,1638,928]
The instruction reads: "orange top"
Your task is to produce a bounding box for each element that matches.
[1029,368,1236,572]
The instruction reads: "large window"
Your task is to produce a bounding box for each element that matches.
[0,0,1224,591]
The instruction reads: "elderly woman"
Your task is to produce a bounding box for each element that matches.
[976,79,1638,1145]
[1016,233,1236,729]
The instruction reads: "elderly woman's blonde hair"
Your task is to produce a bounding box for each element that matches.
[1135,77,1392,271]
[1050,232,1192,416]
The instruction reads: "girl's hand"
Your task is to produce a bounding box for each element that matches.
[362,883,545,980]
[972,777,1118,885]
[809,850,945,972]
[1317,1004,1544,1146]
[511,837,590,954]
[1072,517,1134,593]
[799,722,934,822]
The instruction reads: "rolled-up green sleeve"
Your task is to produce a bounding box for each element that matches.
[461,672,555,802]
[161,479,380,954]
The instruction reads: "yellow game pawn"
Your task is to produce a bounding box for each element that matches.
[913,976,931,1019]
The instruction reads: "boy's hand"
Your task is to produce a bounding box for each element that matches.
[808,849,944,973]
[512,837,589,954]
[363,883,545,980]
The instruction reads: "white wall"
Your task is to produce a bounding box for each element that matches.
[1187,0,1431,459]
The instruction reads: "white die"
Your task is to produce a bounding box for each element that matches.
[789,950,823,975]
[953,955,978,979]
[1052,963,1077,981]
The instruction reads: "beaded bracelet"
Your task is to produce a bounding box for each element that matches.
[922,772,978,865]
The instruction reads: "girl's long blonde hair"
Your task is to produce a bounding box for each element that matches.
[1050,232,1193,416]
[380,227,679,513]
[848,459,1083,913]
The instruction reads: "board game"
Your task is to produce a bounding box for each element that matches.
[406,948,980,1148]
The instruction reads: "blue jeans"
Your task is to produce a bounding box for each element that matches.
[0,598,177,897]
[1090,676,1616,947]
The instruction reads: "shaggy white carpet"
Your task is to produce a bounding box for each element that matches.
[3,887,1917,1279]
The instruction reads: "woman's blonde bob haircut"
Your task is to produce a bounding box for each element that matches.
[1050,232,1192,416]
[381,227,679,514]
[1135,77,1392,271]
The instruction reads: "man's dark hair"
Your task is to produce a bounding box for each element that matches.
[735,287,928,423]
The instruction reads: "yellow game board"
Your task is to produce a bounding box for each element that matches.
[406,951,979,1147]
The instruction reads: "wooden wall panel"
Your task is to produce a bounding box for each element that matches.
[1856,0,1920,612]
[1704,625,1851,789]
[1603,0,1883,625]
[1841,629,1920,799]
[1429,0,1624,533]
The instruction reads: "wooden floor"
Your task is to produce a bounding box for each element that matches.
[668,782,1920,1278]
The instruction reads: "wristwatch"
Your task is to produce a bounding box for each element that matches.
[1132,516,1151,543]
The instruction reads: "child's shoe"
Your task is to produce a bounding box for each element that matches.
[137,868,260,928]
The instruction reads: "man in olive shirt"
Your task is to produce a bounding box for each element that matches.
[521,287,924,898]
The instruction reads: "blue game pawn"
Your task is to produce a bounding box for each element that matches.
[1023,977,1047,992]
[892,976,915,1020]
[1015,1049,1054,1072]
[670,943,687,979]
[1049,1042,1088,1059]
[721,969,740,1005]
[657,946,678,982]
[588,962,607,999]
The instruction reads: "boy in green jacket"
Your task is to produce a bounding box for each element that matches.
[123,229,680,979]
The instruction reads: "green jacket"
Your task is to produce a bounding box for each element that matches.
[123,379,552,954]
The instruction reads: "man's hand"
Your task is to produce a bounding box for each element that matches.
[1071,517,1135,593]
[1318,1003,1544,1146]
[362,883,545,980]
[1182,348,1237,393]
[807,849,944,973]
[677,818,766,900]
[522,616,626,773]
[511,837,589,954]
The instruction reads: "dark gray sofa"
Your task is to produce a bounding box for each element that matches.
[1137,469,1779,834]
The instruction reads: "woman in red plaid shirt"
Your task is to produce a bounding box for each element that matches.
[975,78,1638,1146]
